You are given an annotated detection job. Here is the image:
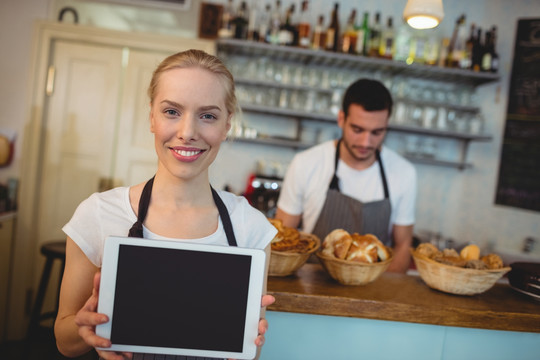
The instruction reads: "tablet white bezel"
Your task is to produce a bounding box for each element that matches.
[96,236,266,359]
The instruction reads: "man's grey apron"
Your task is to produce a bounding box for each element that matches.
[311,139,392,246]
[124,176,235,360]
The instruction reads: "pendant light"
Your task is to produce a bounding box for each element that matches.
[403,0,444,29]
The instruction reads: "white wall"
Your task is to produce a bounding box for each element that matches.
[1,0,539,290]
[0,0,51,181]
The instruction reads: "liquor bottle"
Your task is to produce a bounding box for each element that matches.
[368,12,382,57]
[409,29,428,64]
[298,1,311,48]
[233,1,249,40]
[461,23,476,69]
[325,3,340,52]
[218,0,235,39]
[355,12,370,56]
[490,26,499,73]
[452,15,468,67]
[268,0,282,44]
[312,15,326,50]
[394,18,412,63]
[424,29,439,65]
[278,4,295,46]
[289,3,300,46]
[481,30,492,72]
[446,14,466,67]
[378,16,395,59]
[437,38,449,67]
[341,9,357,54]
[471,27,482,71]
[247,1,259,41]
[257,3,271,43]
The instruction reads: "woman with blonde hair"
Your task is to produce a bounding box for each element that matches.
[54,49,277,360]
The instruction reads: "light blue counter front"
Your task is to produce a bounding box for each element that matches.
[260,311,540,360]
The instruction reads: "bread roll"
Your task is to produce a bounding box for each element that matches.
[442,248,460,258]
[367,233,390,261]
[346,234,378,263]
[432,252,467,267]
[481,253,504,269]
[416,243,439,258]
[322,229,352,259]
[323,230,388,263]
[465,259,488,270]
[460,244,480,261]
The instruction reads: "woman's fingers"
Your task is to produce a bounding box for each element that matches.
[258,317,269,336]
[96,349,133,360]
[79,325,111,348]
[261,294,275,307]
[254,333,266,347]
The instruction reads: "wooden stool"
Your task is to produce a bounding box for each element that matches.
[27,241,66,339]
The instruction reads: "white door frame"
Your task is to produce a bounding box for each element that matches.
[8,20,214,340]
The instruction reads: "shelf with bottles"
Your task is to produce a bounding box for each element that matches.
[404,156,473,170]
[397,133,480,170]
[234,74,483,117]
[236,101,490,146]
[233,134,313,150]
[218,37,496,169]
[235,89,491,143]
[217,38,499,87]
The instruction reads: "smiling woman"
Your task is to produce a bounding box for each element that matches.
[150,66,231,181]
[54,49,277,360]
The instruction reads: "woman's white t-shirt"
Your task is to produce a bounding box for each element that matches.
[63,187,277,267]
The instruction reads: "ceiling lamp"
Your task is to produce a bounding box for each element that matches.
[403,0,444,29]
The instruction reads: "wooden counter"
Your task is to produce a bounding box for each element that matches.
[267,263,540,333]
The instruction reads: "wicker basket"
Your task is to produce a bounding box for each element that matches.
[316,248,393,285]
[269,233,321,277]
[411,249,511,295]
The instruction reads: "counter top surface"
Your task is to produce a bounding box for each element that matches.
[267,263,540,333]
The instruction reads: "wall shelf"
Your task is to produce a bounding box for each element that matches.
[217,39,500,170]
[218,38,500,87]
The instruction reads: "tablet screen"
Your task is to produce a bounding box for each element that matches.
[97,236,266,359]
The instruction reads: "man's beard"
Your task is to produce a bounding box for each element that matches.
[342,138,376,163]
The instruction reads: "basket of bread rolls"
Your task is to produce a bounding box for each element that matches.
[411,243,511,295]
[268,218,320,276]
[316,229,393,285]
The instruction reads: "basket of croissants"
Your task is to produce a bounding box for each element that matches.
[268,218,320,276]
[411,243,511,295]
[316,229,393,285]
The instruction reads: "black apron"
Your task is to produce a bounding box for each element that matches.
[128,176,237,247]
[311,139,392,246]
[125,176,235,360]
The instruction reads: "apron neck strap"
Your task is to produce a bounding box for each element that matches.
[329,139,342,191]
[211,186,238,246]
[330,140,390,199]
[376,150,390,199]
[128,176,155,237]
[128,177,238,246]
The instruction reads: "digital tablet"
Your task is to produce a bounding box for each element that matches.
[96,236,267,359]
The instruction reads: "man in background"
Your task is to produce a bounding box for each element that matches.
[275,78,417,273]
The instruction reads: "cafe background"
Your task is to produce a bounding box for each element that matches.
[0,0,539,341]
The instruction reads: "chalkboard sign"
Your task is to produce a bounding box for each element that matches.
[495,18,540,212]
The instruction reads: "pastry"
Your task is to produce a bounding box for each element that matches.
[322,229,352,259]
[460,244,480,261]
[465,259,488,270]
[268,218,317,253]
[432,251,467,267]
[323,230,388,263]
[481,253,504,269]
[346,233,379,263]
[415,243,440,258]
